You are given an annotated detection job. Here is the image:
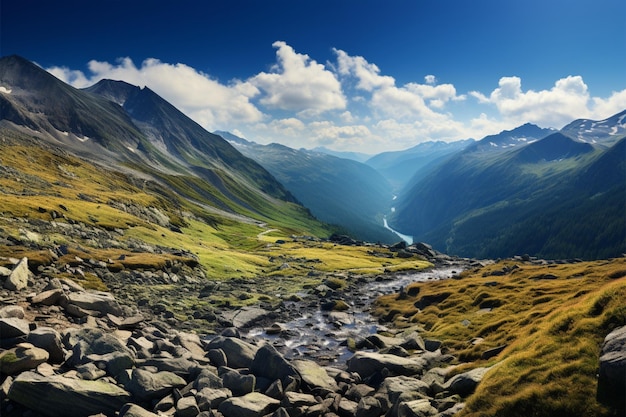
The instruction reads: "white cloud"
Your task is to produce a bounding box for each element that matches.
[250,41,346,114]
[48,57,264,131]
[43,43,626,154]
[470,75,592,128]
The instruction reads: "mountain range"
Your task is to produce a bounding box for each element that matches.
[0,54,624,260]
[390,113,626,260]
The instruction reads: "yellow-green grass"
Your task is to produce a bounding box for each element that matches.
[373,258,626,417]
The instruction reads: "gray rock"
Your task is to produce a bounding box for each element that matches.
[27,327,65,363]
[76,362,107,380]
[356,396,384,417]
[141,356,199,377]
[177,395,200,417]
[223,306,270,328]
[222,369,256,396]
[251,343,298,384]
[125,368,187,401]
[31,288,65,306]
[375,375,430,414]
[281,391,318,408]
[291,359,339,393]
[204,336,258,369]
[196,387,232,411]
[0,305,25,319]
[597,325,626,413]
[66,328,132,366]
[444,367,489,396]
[0,343,49,375]
[397,398,438,417]
[0,317,30,339]
[4,257,31,291]
[66,290,123,316]
[208,348,228,367]
[347,351,426,378]
[194,368,223,390]
[118,403,160,417]
[8,371,131,417]
[218,392,280,417]
[87,350,135,377]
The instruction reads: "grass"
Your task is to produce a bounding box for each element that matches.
[373,258,626,417]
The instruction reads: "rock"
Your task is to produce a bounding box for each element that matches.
[118,403,160,417]
[31,288,65,306]
[205,336,258,369]
[375,375,430,414]
[356,396,384,417]
[208,348,228,367]
[87,350,135,377]
[177,395,201,417]
[223,306,271,328]
[4,257,31,291]
[27,327,65,363]
[222,369,256,396]
[347,351,426,379]
[66,328,132,366]
[251,343,299,384]
[196,387,232,410]
[444,367,489,396]
[338,397,359,416]
[397,398,438,417]
[125,368,187,401]
[66,290,124,316]
[597,325,626,413]
[0,317,31,339]
[292,358,339,392]
[0,343,49,375]
[281,391,318,409]
[194,368,223,390]
[218,392,280,417]
[141,356,199,377]
[8,371,131,417]
[0,305,25,319]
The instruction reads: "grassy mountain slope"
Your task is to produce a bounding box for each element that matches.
[0,128,429,327]
[222,132,399,243]
[0,55,302,225]
[374,257,626,417]
[392,126,626,260]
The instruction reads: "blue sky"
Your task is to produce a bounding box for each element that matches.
[2,0,625,153]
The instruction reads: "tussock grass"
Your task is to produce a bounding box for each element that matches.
[373,258,626,417]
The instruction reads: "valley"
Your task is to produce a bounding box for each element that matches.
[0,55,624,417]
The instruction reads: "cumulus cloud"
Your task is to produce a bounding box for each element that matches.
[470,75,591,127]
[48,57,264,130]
[250,41,346,114]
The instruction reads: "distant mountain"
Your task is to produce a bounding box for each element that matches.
[390,116,626,260]
[219,132,398,243]
[311,146,372,163]
[464,123,555,153]
[366,139,474,190]
[560,109,626,147]
[0,55,320,231]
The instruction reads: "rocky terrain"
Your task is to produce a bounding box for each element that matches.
[0,233,494,417]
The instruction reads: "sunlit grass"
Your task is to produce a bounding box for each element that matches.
[373,258,626,417]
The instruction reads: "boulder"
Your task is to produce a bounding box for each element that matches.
[347,351,426,378]
[0,343,49,375]
[397,398,438,417]
[118,403,160,417]
[66,290,124,316]
[196,387,232,410]
[0,305,25,319]
[125,368,187,401]
[204,336,258,369]
[177,395,201,417]
[375,375,430,410]
[31,288,65,306]
[292,358,339,392]
[444,367,489,396]
[27,327,65,363]
[0,317,31,339]
[222,369,256,396]
[8,371,131,417]
[251,343,299,384]
[597,325,626,413]
[4,257,31,291]
[218,392,280,417]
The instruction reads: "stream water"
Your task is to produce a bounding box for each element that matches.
[244,266,461,365]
